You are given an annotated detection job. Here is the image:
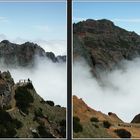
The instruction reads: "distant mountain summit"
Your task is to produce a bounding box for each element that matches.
[73,19,140,76]
[0,40,66,67]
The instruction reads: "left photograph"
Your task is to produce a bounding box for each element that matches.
[0,1,66,138]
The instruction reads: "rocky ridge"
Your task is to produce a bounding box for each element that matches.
[0,40,66,67]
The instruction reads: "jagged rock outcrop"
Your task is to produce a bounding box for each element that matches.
[46,52,66,62]
[46,52,57,62]
[0,40,66,67]
[0,71,14,109]
[131,114,140,123]
[57,55,66,62]
[73,19,140,76]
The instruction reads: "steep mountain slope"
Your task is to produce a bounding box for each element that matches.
[73,19,140,76]
[0,40,66,67]
[73,96,140,138]
[0,71,66,138]
[73,19,140,138]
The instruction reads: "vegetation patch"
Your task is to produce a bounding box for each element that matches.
[114,129,131,138]
[90,117,99,122]
[37,125,54,138]
[34,108,44,118]
[93,124,99,128]
[15,86,34,114]
[0,110,23,137]
[55,105,61,107]
[103,120,111,129]
[46,100,54,106]
[73,116,83,133]
[59,119,66,137]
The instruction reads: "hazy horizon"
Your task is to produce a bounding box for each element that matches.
[0,2,66,55]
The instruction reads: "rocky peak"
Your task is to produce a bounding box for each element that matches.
[131,114,140,123]
[85,19,115,31]
[1,40,10,44]
[20,41,46,56]
[74,19,116,34]
[73,19,140,76]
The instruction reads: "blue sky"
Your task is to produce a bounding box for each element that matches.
[73,2,140,35]
[0,2,66,55]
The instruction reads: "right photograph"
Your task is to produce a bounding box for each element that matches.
[73,1,140,138]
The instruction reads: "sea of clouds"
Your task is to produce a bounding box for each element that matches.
[73,57,140,122]
[0,34,67,107]
[0,57,67,107]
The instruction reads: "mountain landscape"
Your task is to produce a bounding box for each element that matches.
[0,40,66,138]
[73,19,140,138]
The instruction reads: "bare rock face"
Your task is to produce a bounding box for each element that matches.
[73,19,140,76]
[0,40,45,66]
[0,71,14,109]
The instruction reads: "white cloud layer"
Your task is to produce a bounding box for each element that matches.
[0,57,67,107]
[73,57,140,122]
